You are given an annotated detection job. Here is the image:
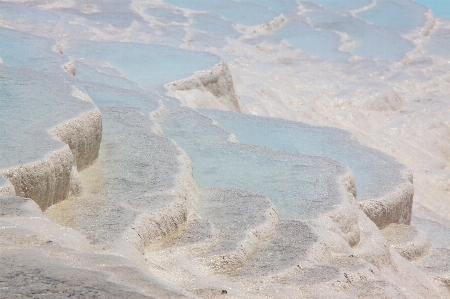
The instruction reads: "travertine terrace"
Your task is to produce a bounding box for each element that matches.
[1,0,449,298]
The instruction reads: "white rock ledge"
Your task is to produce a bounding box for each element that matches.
[324,172,361,247]
[1,108,102,210]
[45,107,199,256]
[165,60,243,112]
[1,145,80,210]
[195,187,280,273]
[49,108,102,171]
[360,181,414,229]
[124,144,200,254]
[382,223,430,261]
[0,65,102,211]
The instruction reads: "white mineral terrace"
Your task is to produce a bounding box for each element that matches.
[0,0,449,298]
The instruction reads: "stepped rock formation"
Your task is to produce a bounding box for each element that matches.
[1,0,449,298]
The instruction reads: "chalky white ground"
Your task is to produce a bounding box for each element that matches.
[0,0,449,298]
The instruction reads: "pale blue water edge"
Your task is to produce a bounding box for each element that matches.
[0,65,96,168]
[158,107,348,220]
[164,0,298,25]
[413,0,450,18]
[199,110,407,202]
[63,41,220,94]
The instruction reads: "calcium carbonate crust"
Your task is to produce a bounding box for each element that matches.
[0,106,102,211]
[1,146,80,210]
[123,143,200,254]
[165,60,243,112]
[321,171,361,248]
[49,108,102,170]
[212,170,361,274]
[194,187,280,274]
[381,223,431,261]
[360,169,414,229]
[0,195,198,298]
[149,101,166,136]
[0,178,15,195]
[123,104,200,255]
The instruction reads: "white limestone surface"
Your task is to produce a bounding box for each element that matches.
[411,215,450,298]
[381,223,431,261]
[191,187,280,272]
[144,187,439,299]
[146,187,280,275]
[0,195,198,298]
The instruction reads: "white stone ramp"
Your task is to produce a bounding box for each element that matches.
[230,220,317,276]
[0,195,198,298]
[45,107,198,254]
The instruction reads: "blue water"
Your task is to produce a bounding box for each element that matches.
[358,0,428,34]
[0,27,64,72]
[0,2,60,21]
[303,0,373,11]
[165,0,276,26]
[63,41,220,93]
[200,110,408,201]
[146,7,188,23]
[0,64,96,168]
[425,27,450,57]
[164,0,298,25]
[274,21,351,62]
[158,107,347,220]
[305,10,415,61]
[413,0,450,18]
